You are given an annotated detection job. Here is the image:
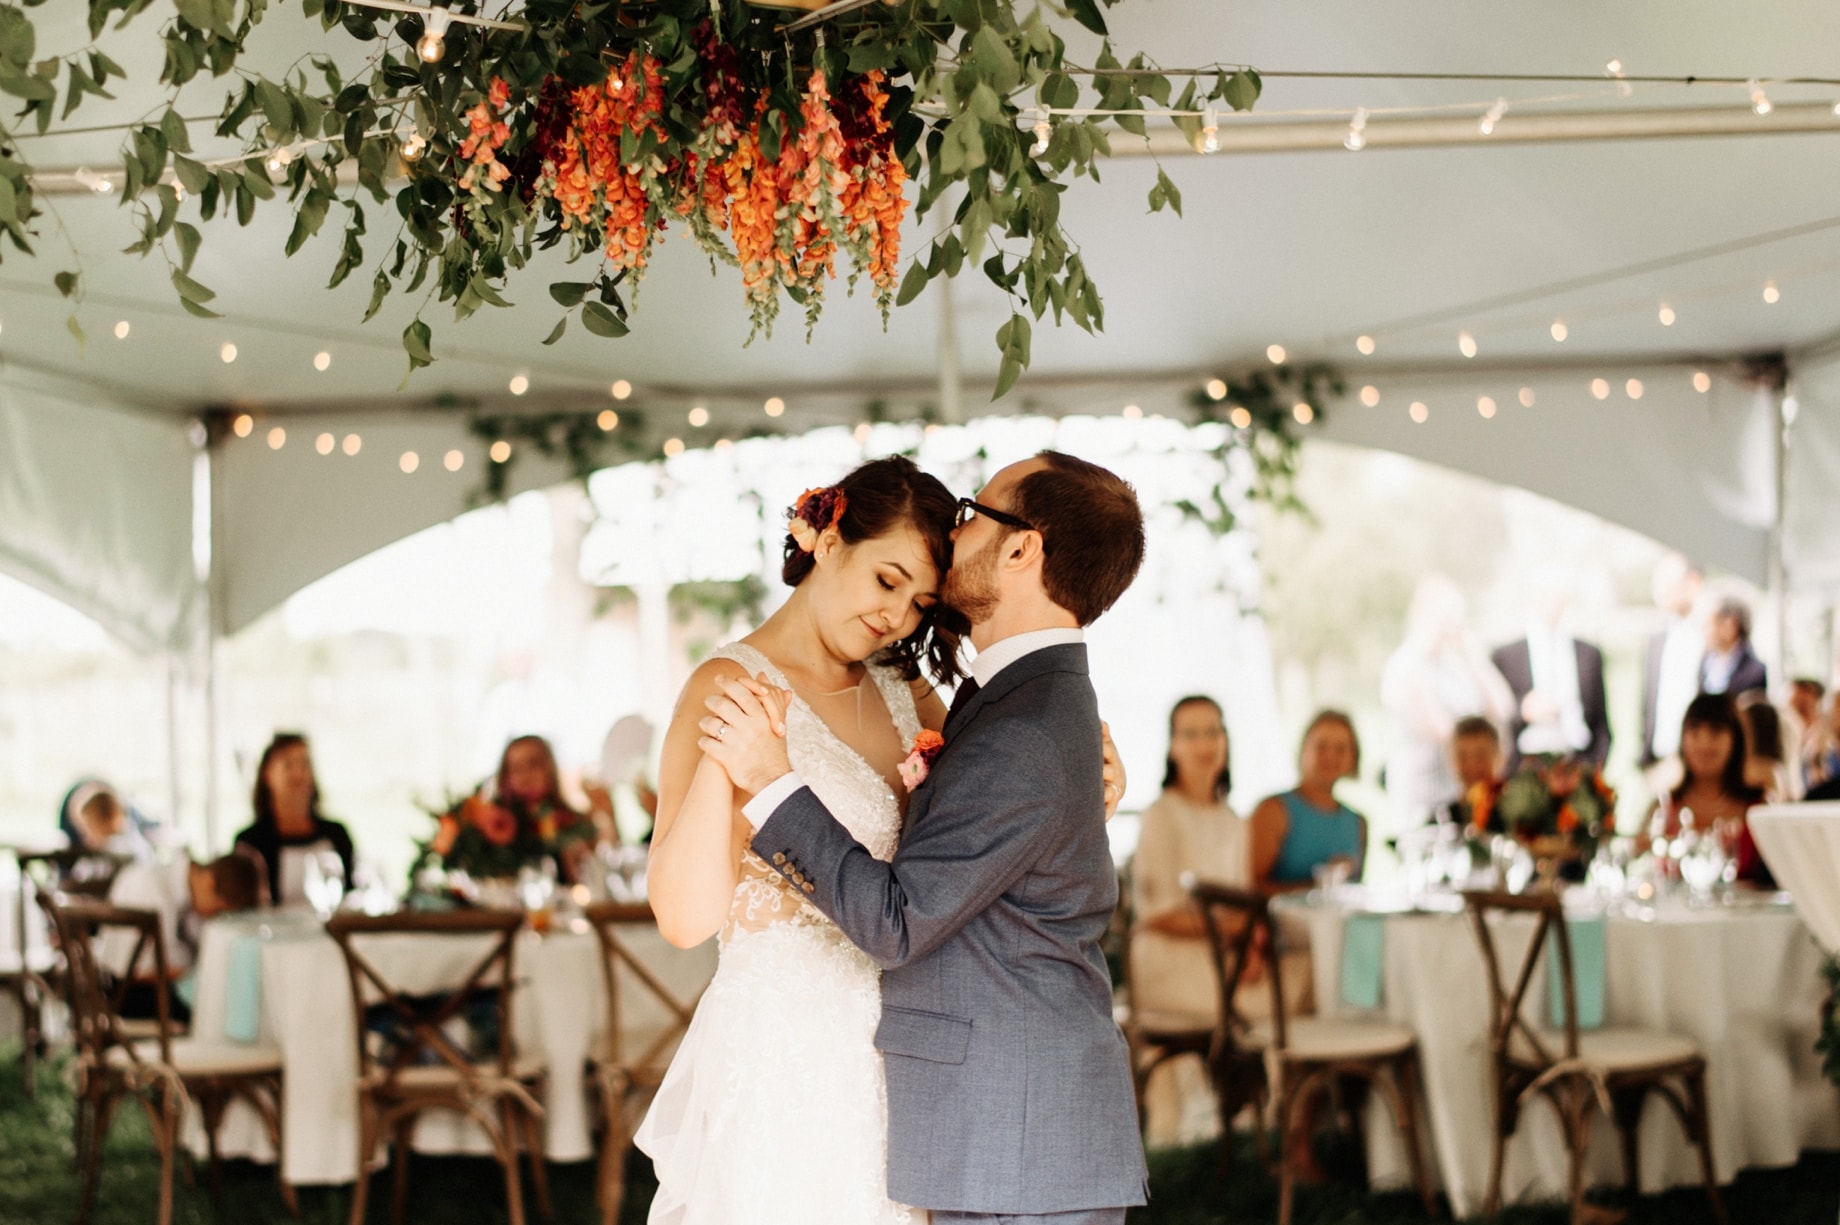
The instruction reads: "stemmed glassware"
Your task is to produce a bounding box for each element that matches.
[303,850,347,920]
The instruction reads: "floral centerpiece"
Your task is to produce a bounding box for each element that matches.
[409,790,595,896]
[1467,754,1614,876]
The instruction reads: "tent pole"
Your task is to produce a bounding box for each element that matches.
[202,436,223,853]
[1767,372,1790,692]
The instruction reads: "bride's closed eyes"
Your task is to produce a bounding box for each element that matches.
[876,572,937,616]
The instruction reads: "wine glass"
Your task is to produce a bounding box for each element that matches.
[303,851,346,920]
[1679,837,1725,906]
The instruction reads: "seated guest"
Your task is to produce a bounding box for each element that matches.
[1650,694,1768,882]
[1252,710,1367,891]
[233,732,354,906]
[56,779,156,861]
[105,852,262,1022]
[1739,695,1799,803]
[1700,596,1767,698]
[1436,716,1504,826]
[494,734,593,881]
[1789,678,1838,792]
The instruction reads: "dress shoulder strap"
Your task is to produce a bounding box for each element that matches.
[709,642,792,690]
[866,662,924,746]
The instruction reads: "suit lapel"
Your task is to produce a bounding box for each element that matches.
[941,643,1088,743]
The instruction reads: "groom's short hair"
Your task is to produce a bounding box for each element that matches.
[1011,451,1145,625]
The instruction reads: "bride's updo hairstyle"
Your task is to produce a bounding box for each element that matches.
[782,456,964,686]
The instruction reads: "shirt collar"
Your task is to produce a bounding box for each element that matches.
[969,627,1084,688]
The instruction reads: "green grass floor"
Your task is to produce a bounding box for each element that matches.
[3,1048,1836,1224]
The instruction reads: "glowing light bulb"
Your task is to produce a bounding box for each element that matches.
[1519,387,1536,407]
[611,379,632,400]
[1626,378,1644,400]
[1266,344,1286,365]
[1122,404,1142,419]
[1590,378,1610,400]
[1204,378,1228,401]
[444,450,465,471]
[1201,105,1220,154]
[598,410,618,431]
[1228,407,1252,429]
[1292,402,1314,424]
[313,350,331,371]
[1477,396,1497,419]
[1692,371,1712,393]
[220,342,238,364]
[1355,335,1375,356]
[1658,303,1676,326]
[343,433,362,456]
[1479,98,1507,136]
[1458,330,1478,358]
[1359,385,1380,407]
[687,405,709,427]
[399,452,419,474]
[267,426,286,450]
[764,396,786,417]
[1343,107,1368,152]
[113,320,130,339]
[232,413,254,437]
[1551,319,1568,342]
[1749,79,1772,116]
[416,9,452,63]
[1763,281,1780,304]
[1408,401,1428,424]
[1032,107,1051,156]
[508,374,529,395]
[400,132,427,163]
[663,437,685,457]
[714,438,734,451]
[489,440,511,463]
[316,433,335,455]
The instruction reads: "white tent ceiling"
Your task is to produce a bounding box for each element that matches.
[4,1,1840,647]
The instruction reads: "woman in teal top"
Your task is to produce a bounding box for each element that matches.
[1252,710,1367,890]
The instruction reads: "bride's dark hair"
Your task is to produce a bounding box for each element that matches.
[781,456,965,686]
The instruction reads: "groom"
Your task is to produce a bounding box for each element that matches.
[703,451,1150,1224]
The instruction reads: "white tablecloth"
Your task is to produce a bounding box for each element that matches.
[189,912,716,1186]
[1289,895,1837,1217]
[0,873,57,1042]
[1752,804,1840,952]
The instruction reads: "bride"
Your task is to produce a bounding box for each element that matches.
[635,456,1120,1224]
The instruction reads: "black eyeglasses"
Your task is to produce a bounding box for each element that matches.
[956,497,1035,533]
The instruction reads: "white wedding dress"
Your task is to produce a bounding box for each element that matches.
[635,643,921,1225]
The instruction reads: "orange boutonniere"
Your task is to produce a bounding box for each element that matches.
[898,730,947,793]
[1468,780,1497,835]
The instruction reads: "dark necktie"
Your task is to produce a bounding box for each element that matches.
[945,677,981,726]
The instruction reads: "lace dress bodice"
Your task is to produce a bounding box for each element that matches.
[714,642,921,943]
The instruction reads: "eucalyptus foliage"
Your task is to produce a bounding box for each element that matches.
[0,0,1260,388]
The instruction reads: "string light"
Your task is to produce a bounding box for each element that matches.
[1763,280,1780,303]
[1458,330,1478,358]
[1550,319,1568,342]
[316,433,335,455]
[1477,395,1497,418]
[1359,385,1380,407]
[1479,97,1508,136]
[764,396,786,417]
[400,132,427,162]
[232,414,254,437]
[71,167,115,194]
[1122,404,1143,419]
[1343,106,1368,152]
[663,438,686,456]
[1292,402,1314,424]
[1749,79,1772,116]
[1228,407,1252,428]
[264,147,293,174]
[314,350,332,370]
[1355,335,1375,356]
[1204,378,1228,401]
[853,423,873,444]
[1201,105,1220,154]
[220,342,238,363]
[400,452,420,473]
[489,440,511,462]
[113,321,130,339]
[444,449,464,471]
[598,409,619,431]
[1605,58,1632,97]
[1692,371,1712,393]
[1590,378,1611,400]
[267,427,286,450]
[611,379,632,400]
[416,7,452,63]
[1658,303,1676,326]
[1409,401,1429,423]
[714,438,734,452]
[1626,378,1644,399]
[1266,344,1286,364]
[687,405,710,427]
[1519,387,1536,407]
[343,433,363,456]
[509,373,529,395]
[1033,106,1051,156]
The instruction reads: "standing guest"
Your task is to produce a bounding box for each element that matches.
[1700,596,1767,698]
[1491,580,1611,772]
[1435,716,1504,827]
[494,733,593,881]
[1738,695,1800,803]
[1650,694,1768,883]
[1643,554,1705,767]
[1380,575,1514,825]
[1252,710,1367,891]
[1788,678,1838,792]
[233,732,354,906]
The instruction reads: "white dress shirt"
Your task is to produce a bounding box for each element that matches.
[1519,622,1590,756]
[1652,616,1703,759]
[742,628,1085,828]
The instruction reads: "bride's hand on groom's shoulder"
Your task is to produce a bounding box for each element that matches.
[1101,721,1126,822]
[699,673,794,794]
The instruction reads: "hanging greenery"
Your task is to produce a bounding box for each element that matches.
[1177,361,1340,535]
[1,1,1261,391]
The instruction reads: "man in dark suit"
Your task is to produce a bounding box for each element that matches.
[1701,596,1767,699]
[705,452,1149,1224]
[1491,591,1611,772]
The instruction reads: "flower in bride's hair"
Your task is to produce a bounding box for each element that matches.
[898,729,947,793]
[788,486,849,552]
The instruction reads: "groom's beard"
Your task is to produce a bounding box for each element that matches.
[942,536,1001,625]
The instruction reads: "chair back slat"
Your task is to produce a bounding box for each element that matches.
[583,901,704,1073]
[36,893,177,1065]
[1461,889,1578,1066]
[1187,880,1287,1052]
[325,909,526,1087]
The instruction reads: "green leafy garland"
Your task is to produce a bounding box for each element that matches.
[2,0,1262,388]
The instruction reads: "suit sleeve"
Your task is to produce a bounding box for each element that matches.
[750,720,1072,969]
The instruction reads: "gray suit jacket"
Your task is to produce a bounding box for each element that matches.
[751,643,1148,1215]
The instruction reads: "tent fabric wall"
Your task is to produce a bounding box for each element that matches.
[1787,351,1840,596]
[1316,366,1776,585]
[0,373,196,651]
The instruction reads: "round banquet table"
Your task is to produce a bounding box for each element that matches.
[186,909,717,1186]
[1280,891,1838,1218]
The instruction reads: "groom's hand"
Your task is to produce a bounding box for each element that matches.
[699,674,794,794]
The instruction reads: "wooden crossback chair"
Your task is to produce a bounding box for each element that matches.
[1191,882,1436,1225]
[1115,865,1217,1138]
[583,900,707,1225]
[1461,890,1726,1225]
[38,891,293,1225]
[326,909,549,1225]
[6,848,130,1096]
